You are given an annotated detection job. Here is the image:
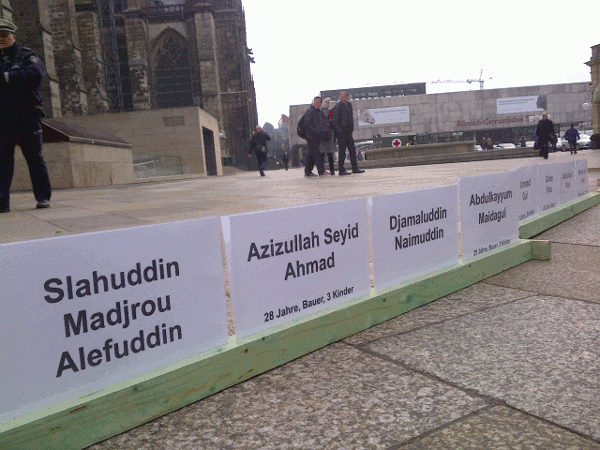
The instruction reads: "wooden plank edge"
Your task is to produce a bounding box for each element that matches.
[519,192,600,239]
[0,239,544,450]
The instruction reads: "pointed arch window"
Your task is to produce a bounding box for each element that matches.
[153,30,193,109]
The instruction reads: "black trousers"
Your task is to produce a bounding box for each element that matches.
[255,151,268,175]
[539,142,550,159]
[0,110,51,208]
[337,133,358,171]
[321,152,335,173]
[305,138,325,175]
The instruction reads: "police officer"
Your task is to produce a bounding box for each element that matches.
[0,19,51,213]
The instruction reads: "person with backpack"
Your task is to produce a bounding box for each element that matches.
[297,96,329,177]
[330,90,365,175]
[247,125,271,177]
[319,97,336,175]
[563,124,580,155]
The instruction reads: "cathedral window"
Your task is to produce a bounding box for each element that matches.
[153,30,193,109]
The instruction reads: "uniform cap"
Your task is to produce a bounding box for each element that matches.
[0,19,17,34]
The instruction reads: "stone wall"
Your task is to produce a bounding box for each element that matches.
[124,16,152,110]
[12,142,134,190]
[48,0,89,116]
[61,106,223,176]
[76,4,109,114]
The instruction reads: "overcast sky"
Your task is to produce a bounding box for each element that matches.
[244,0,597,127]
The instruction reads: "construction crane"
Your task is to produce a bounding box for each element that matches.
[430,70,492,90]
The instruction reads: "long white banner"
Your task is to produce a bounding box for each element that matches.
[369,186,459,289]
[459,172,519,260]
[358,106,410,126]
[223,199,370,338]
[514,165,538,222]
[0,218,228,423]
[497,95,547,114]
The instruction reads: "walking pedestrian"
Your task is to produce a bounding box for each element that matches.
[248,125,271,177]
[298,97,329,177]
[319,97,335,175]
[282,151,289,170]
[0,19,52,213]
[535,112,555,160]
[563,124,579,155]
[331,90,365,175]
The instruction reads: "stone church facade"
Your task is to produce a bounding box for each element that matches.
[3,0,258,160]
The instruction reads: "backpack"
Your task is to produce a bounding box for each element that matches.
[297,114,307,140]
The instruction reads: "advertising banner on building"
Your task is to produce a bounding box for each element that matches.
[496,95,547,114]
[369,186,459,290]
[459,172,519,261]
[557,161,577,205]
[223,199,370,339]
[537,163,561,212]
[358,106,410,126]
[0,218,229,423]
[514,165,538,222]
[575,159,589,197]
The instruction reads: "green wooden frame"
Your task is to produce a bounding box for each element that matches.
[1,192,598,450]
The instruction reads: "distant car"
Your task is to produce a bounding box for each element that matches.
[525,141,536,148]
[578,137,592,149]
[555,137,567,152]
[474,144,483,151]
[495,143,516,149]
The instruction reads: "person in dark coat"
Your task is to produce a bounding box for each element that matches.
[281,151,289,170]
[0,19,52,213]
[299,97,328,177]
[535,112,555,160]
[330,90,364,175]
[563,124,580,155]
[247,125,271,177]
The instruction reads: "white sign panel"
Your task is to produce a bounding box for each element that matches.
[496,95,547,114]
[358,106,410,126]
[459,172,519,261]
[514,165,538,222]
[537,163,561,212]
[557,161,577,205]
[369,186,459,290]
[575,159,589,197]
[0,219,228,423]
[224,199,370,338]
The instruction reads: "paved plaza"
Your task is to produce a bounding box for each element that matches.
[3,152,600,449]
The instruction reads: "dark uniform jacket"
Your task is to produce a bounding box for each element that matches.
[248,131,271,154]
[0,43,46,112]
[535,118,555,145]
[331,101,354,137]
[300,105,323,142]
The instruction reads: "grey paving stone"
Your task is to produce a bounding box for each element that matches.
[344,284,534,345]
[89,343,486,450]
[485,243,600,302]
[534,204,600,247]
[46,214,150,232]
[367,296,600,440]
[399,406,600,450]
